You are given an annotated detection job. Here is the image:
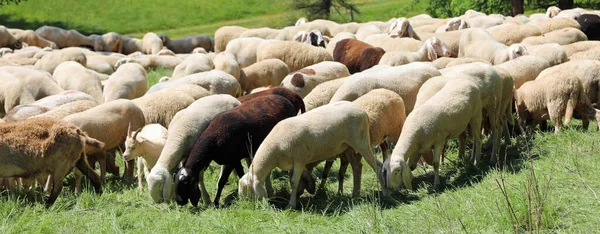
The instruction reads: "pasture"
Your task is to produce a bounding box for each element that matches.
[1,0,600,233]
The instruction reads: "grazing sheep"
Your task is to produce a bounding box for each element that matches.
[530,18,581,34]
[419,30,466,55]
[103,63,148,103]
[122,36,143,55]
[562,41,600,57]
[490,24,542,45]
[363,34,422,53]
[53,61,105,103]
[281,61,350,98]
[356,24,384,41]
[0,71,36,117]
[0,26,23,50]
[521,27,588,46]
[214,26,248,53]
[325,32,355,56]
[238,101,384,209]
[524,43,568,65]
[238,86,306,115]
[147,95,240,203]
[333,39,386,74]
[213,51,241,81]
[383,79,483,191]
[239,58,289,94]
[378,37,452,66]
[224,37,274,68]
[330,62,440,114]
[34,26,95,49]
[458,28,528,65]
[122,124,168,191]
[34,100,98,120]
[176,95,298,206]
[578,14,600,40]
[0,66,64,100]
[159,34,213,53]
[34,47,87,74]
[170,53,214,79]
[431,57,490,69]
[274,23,331,41]
[465,15,504,29]
[8,28,58,49]
[494,55,551,88]
[149,70,241,97]
[0,118,103,206]
[133,90,195,128]
[95,32,123,53]
[303,77,347,111]
[257,40,333,72]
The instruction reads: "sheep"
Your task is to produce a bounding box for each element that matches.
[578,14,600,40]
[562,41,600,57]
[8,28,58,49]
[295,17,308,26]
[515,69,594,133]
[0,26,23,50]
[147,95,240,203]
[0,118,103,206]
[0,66,64,100]
[418,30,465,55]
[256,40,333,72]
[464,15,504,29]
[490,24,542,45]
[303,77,347,111]
[569,47,600,60]
[176,94,299,207]
[0,71,36,117]
[225,37,275,68]
[458,28,528,65]
[159,34,213,53]
[237,86,306,114]
[530,18,581,34]
[521,27,588,46]
[330,62,441,114]
[170,53,214,79]
[140,32,164,55]
[363,34,422,52]
[133,89,195,128]
[94,32,123,53]
[122,124,168,192]
[53,61,105,103]
[239,58,289,94]
[22,90,96,110]
[292,30,328,48]
[34,26,95,49]
[432,57,492,69]
[34,100,98,120]
[437,17,470,32]
[274,23,332,41]
[34,47,87,74]
[214,26,248,53]
[524,43,568,66]
[122,36,144,55]
[494,55,551,89]
[325,32,355,56]
[382,78,483,192]
[333,39,385,74]
[281,61,350,98]
[2,104,50,122]
[387,18,420,39]
[148,70,241,97]
[238,101,384,209]
[239,27,281,40]
[103,63,148,103]
[213,51,241,81]
[555,7,586,20]
[378,37,452,66]
[355,24,384,41]
[114,54,182,70]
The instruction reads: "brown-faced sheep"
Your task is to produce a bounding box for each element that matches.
[256,40,333,72]
[281,61,350,98]
[239,58,289,94]
[333,38,386,74]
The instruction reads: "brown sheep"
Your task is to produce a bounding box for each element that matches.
[333,38,385,74]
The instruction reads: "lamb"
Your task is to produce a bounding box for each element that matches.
[159,34,213,53]
[53,61,105,103]
[494,55,551,88]
[458,28,528,65]
[176,94,298,207]
[524,43,568,65]
[170,53,214,79]
[239,58,289,94]
[148,70,241,97]
[0,66,64,100]
[0,71,36,117]
[147,95,240,203]
[256,40,333,72]
[238,101,384,209]
[330,62,441,114]
[122,124,168,192]
[0,118,103,206]
[34,47,87,74]
[363,34,422,52]
[378,37,452,66]
[490,24,541,45]
[281,61,350,98]
[521,27,588,46]
[333,39,385,74]
[562,41,600,57]
[214,26,248,53]
[34,100,98,120]
[34,26,95,49]
[303,77,347,111]
[213,51,241,81]
[387,18,420,40]
[0,26,23,49]
[515,69,594,133]
[103,63,148,103]
[8,28,58,49]
[578,14,600,40]
[382,79,483,192]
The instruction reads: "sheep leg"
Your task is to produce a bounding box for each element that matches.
[197,170,211,206]
[74,169,83,194]
[458,132,466,161]
[321,160,334,188]
[380,141,390,161]
[470,113,483,166]
[265,171,273,198]
[346,150,363,198]
[106,151,120,176]
[286,164,305,209]
[46,173,65,207]
[214,164,236,207]
[432,143,443,189]
[338,155,349,195]
[123,159,135,184]
[137,158,144,192]
[75,156,102,194]
[548,103,564,133]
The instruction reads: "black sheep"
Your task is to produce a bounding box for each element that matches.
[175,94,298,206]
[578,14,600,41]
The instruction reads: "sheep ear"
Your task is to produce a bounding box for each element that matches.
[400,160,413,190]
[127,122,132,137]
[426,40,438,61]
[163,173,175,201]
[407,24,415,38]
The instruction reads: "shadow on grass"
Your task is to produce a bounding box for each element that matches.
[0,13,104,35]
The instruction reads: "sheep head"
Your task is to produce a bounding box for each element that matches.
[295,17,308,26]
[444,18,462,32]
[508,44,528,60]
[382,155,412,193]
[309,31,327,48]
[102,32,123,53]
[174,167,201,206]
[388,18,415,38]
[293,31,310,44]
[238,173,268,201]
[425,37,453,61]
[147,167,174,203]
[546,6,561,18]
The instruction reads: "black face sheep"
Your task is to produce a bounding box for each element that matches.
[175,94,298,207]
[333,38,386,74]
[0,118,103,206]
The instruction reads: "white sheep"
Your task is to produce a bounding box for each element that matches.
[238,101,385,209]
[0,71,36,117]
[148,70,241,97]
[33,47,87,74]
[458,28,528,65]
[53,61,105,104]
[133,89,195,128]
[239,27,281,39]
[33,26,94,49]
[524,43,568,65]
[378,37,452,66]
[239,58,289,94]
[363,34,422,52]
[569,47,600,60]
[34,100,98,120]
[418,30,466,55]
[103,63,148,103]
[8,28,57,49]
[490,24,541,45]
[147,95,240,203]
[494,55,551,88]
[141,32,164,55]
[114,55,182,70]
[214,26,248,53]
[387,18,420,39]
[170,53,214,79]
[325,32,356,57]
[225,37,275,68]
[213,51,241,81]
[529,18,581,34]
[159,34,213,53]
[122,124,168,192]
[562,41,600,57]
[0,66,64,100]
[256,40,333,72]
[281,61,350,98]
[521,27,588,46]
[303,77,347,111]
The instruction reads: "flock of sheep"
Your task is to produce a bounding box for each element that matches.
[1,6,600,210]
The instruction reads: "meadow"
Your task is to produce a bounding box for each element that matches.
[1,0,600,233]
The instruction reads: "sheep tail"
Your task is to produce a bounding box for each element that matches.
[564,91,578,126]
[84,135,105,149]
[506,97,515,126]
